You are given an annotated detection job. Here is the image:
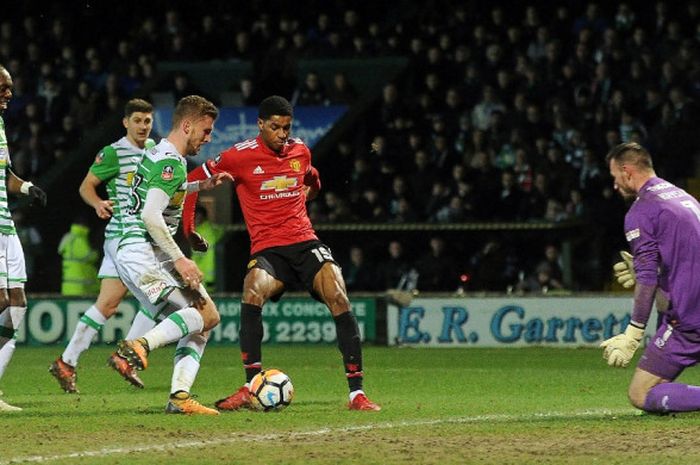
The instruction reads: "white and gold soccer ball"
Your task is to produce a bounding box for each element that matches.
[249,369,294,411]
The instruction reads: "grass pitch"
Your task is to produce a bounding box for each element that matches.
[2,345,700,464]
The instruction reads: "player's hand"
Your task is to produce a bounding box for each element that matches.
[303,185,319,201]
[613,251,635,288]
[94,200,114,220]
[174,257,203,289]
[199,173,233,191]
[28,185,47,207]
[188,231,209,253]
[600,324,645,368]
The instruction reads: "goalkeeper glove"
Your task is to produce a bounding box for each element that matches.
[613,251,635,288]
[600,323,645,368]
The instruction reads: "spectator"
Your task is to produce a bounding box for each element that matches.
[376,241,414,290]
[469,239,518,291]
[327,72,358,105]
[342,245,377,292]
[291,70,328,106]
[416,237,459,291]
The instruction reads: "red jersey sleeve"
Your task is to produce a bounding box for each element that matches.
[183,150,237,237]
[183,165,207,237]
[303,165,321,191]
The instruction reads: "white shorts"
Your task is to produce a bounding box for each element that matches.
[116,242,201,320]
[0,234,26,289]
[97,237,120,279]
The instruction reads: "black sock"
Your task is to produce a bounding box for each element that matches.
[240,303,263,383]
[334,311,363,392]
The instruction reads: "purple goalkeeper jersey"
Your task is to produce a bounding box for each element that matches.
[625,177,700,332]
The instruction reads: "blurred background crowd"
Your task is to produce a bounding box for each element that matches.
[3,0,699,294]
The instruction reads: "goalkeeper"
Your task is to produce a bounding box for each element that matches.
[601,142,700,413]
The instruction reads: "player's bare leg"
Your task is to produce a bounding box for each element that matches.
[0,288,26,411]
[314,262,380,411]
[216,268,283,411]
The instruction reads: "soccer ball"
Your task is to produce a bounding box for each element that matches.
[249,369,294,411]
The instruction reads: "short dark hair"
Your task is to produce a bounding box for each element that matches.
[124,98,153,118]
[258,95,293,120]
[172,95,218,127]
[605,142,654,171]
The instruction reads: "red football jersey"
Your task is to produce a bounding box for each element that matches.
[185,135,319,254]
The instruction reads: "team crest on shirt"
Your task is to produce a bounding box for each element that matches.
[289,159,301,172]
[95,151,104,164]
[161,165,174,180]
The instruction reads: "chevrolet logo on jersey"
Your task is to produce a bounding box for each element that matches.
[261,176,298,192]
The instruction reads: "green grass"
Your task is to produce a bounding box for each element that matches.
[3,345,700,464]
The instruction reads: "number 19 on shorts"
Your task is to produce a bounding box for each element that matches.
[311,246,334,262]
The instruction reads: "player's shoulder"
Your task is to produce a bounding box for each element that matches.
[230,137,260,153]
[148,140,180,162]
[287,137,308,149]
[286,137,310,156]
[95,144,118,164]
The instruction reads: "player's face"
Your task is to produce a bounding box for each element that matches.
[258,115,292,152]
[0,69,13,113]
[123,112,153,148]
[609,159,636,199]
[184,115,215,156]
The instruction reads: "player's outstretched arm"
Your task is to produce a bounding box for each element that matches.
[7,169,46,207]
[79,172,113,219]
[197,172,233,191]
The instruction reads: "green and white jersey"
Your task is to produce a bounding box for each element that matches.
[0,116,16,235]
[90,137,155,239]
[119,138,188,248]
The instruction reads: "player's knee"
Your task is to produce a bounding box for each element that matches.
[7,289,24,308]
[199,299,220,331]
[0,291,9,311]
[95,301,120,318]
[243,288,266,307]
[627,385,648,410]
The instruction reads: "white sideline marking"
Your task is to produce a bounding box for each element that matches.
[1,408,636,464]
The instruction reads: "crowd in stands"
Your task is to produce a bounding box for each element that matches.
[0,11,158,181]
[3,1,700,292]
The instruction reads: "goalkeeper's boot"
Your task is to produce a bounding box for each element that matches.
[49,357,78,393]
[165,391,219,416]
[215,386,253,411]
[0,398,21,412]
[115,338,149,371]
[349,393,381,411]
[107,352,145,388]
